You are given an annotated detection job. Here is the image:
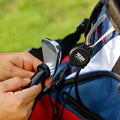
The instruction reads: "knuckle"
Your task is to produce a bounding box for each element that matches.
[14,77,21,80]
[23,71,32,78]
[18,99,24,107]
[21,51,29,57]
[0,82,4,90]
[14,77,22,83]
[5,65,14,75]
[20,110,29,120]
[14,98,24,109]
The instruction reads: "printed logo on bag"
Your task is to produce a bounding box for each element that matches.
[75,52,85,62]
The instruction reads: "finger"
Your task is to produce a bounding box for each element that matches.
[11,66,35,78]
[16,83,42,103]
[23,52,43,72]
[0,77,30,92]
[10,52,42,72]
[44,78,53,88]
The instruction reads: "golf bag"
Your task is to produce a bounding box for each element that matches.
[28,0,120,119]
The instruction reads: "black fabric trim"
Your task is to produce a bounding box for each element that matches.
[59,19,89,60]
[29,47,43,61]
[46,71,120,92]
[85,0,106,37]
[62,71,120,88]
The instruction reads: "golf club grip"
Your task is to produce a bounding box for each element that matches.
[24,63,50,88]
[29,70,46,87]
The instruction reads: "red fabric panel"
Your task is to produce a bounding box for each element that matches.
[61,56,69,63]
[31,95,81,120]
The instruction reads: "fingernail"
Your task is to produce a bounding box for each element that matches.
[24,78,31,82]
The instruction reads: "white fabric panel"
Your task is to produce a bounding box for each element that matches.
[67,35,120,79]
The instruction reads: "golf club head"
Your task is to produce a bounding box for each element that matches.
[42,38,62,77]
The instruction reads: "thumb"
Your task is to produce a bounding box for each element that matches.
[0,77,30,92]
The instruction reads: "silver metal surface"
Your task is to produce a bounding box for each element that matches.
[42,38,62,77]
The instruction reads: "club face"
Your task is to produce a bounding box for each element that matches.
[42,38,62,77]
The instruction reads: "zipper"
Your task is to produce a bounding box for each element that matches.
[62,91,104,120]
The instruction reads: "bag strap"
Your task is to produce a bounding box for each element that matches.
[85,0,106,37]
[45,71,120,91]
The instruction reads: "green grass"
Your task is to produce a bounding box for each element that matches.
[0,0,98,52]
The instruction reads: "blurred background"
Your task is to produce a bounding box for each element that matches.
[0,0,98,52]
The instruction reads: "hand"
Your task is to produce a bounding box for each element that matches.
[0,52,42,81]
[0,77,42,120]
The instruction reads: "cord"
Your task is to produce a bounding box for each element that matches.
[59,85,73,120]
[59,67,81,120]
[75,68,104,120]
[49,93,57,120]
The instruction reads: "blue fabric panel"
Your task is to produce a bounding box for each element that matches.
[50,71,120,120]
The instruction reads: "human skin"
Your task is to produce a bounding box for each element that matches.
[0,52,51,120]
[0,77,41,120]
[0,52,42,81]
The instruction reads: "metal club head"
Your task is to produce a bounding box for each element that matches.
[42,38,62,77]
